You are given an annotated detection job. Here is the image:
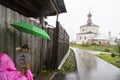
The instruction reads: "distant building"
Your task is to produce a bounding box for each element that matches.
[108,32,117,45]
[76,12,99,44]
[92,33,109,45]
[76,12,117,45]
[70,40,76,44]
[108,36,117,45]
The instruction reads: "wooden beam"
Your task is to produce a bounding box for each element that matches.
[0,0,66,17]
[22,0,37,11]
[0,0,38,17]
[13,0,37,12]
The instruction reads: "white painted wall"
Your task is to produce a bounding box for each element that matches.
[80,26,99,33]
[76,25,98,44]
[76,33,96,44]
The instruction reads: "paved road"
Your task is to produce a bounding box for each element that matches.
[69,48,120,80]
[53,48,120,80]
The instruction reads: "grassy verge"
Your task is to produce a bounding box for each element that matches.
[35,50,76,80]
[38,49,76,74]
[59,49,76,73]
[96,54,120,68]
[70,44,117,53]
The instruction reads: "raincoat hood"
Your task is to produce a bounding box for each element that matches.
[0,53,16,71]
[0,53,33,80]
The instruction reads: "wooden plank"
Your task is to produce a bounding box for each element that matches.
[0,5,3,53]
[0,4,69,73]
[0,5,6,53]
[5,7,14,61]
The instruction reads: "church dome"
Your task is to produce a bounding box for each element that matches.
[87,12,92,17]
[80,11,99,27]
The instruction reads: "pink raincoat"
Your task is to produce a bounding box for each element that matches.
[0,53,33,80]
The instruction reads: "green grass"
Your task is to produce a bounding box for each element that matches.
[96,54,120,68]
[70,44,117,53]
[59,49,76,73]
[70,44,120,68]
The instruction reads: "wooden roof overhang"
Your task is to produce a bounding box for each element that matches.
[0,0,67,17]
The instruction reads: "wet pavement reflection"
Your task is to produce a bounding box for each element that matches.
[65,71,79,80]
[53,48,120,80]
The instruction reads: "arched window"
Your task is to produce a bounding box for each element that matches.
[80,37,81,40]
[84,36,86,40]
[83,28,84,32]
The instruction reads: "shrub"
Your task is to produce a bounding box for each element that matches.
[111,53,115,57]
[91,43,97,45]
[104,48,111,52]
[117,42,120,56]
[81,44,89,47]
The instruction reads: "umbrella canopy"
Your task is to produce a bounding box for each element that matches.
[10,22,50,40]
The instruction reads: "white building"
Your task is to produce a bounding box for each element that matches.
[92,33,109,45]
[76,12,99,44]
[108,32,117,45]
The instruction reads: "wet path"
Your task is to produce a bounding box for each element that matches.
[53,48,120,80]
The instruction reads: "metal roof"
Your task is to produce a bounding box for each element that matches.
[108,36,117,42]
[93,33,108,40]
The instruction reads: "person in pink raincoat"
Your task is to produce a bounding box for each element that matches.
[0,53,33,80]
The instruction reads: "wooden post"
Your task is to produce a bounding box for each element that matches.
[51,21,59,69]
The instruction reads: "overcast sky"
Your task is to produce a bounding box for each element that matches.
[46,0,120,41]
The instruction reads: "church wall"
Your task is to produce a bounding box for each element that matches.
[87,26,98,33]
[76,12,100,44]
[80,26,98,33]
[76,33,96,44]
[93,39,109,45]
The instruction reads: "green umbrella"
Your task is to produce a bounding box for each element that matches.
[10,22,50,40]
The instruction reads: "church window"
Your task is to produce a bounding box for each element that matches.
[83,28,84,32]
[84,36,86,40]
[80,37,81,40]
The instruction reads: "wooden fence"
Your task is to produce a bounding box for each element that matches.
[0,5,69,74]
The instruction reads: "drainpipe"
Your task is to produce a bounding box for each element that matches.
[50,0,59,22]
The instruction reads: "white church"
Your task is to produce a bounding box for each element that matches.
[76,12,116,45]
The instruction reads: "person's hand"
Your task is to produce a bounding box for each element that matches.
[19,61,26,68]
[26,64,30,69]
